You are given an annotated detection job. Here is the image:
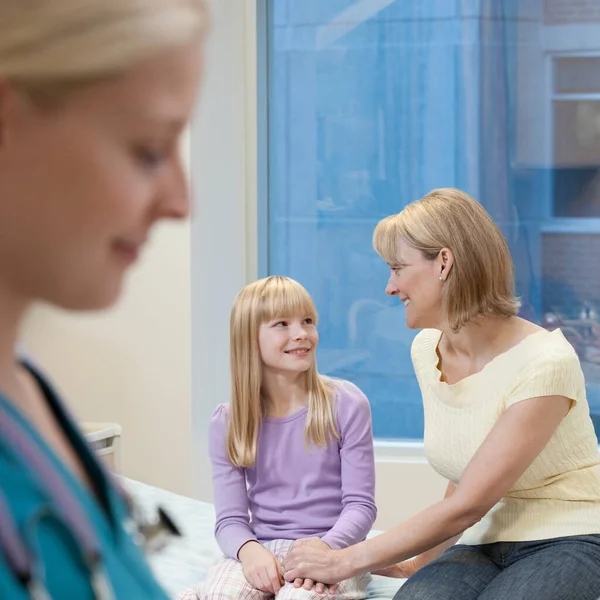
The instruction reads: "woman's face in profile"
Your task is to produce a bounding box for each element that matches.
[385,239,445,330]
[0,41,203,310]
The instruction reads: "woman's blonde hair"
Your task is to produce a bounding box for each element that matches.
[373,188,520,332]
[0,0,207,101]
[228,276,338,468]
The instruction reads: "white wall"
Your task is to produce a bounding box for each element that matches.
[189,0,258,504]
[21,215,194,495]
[374,459,445,530]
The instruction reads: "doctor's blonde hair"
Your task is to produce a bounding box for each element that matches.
[0,0,207,102]
[227,276,339,468]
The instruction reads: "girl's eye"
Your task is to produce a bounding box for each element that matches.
[275,321,287,327]
[304,318,314,325]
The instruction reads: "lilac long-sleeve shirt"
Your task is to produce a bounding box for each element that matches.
[209,379,377,559]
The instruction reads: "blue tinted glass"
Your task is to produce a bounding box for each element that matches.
[264,0,600,440]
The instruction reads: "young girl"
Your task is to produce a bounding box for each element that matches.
[181,276,376,600]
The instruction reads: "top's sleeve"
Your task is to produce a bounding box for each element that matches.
[506,348,584,409]
[321,382,377,550]
[209,404,257,558]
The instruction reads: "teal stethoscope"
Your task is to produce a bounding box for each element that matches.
[0,397,180,599]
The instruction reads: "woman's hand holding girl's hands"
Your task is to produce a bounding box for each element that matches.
[283,538,338,594]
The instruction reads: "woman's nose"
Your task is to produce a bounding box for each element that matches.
[385,276,398,296]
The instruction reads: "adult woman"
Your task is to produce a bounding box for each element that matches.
[283,188,600,599]
[0,1,206,597]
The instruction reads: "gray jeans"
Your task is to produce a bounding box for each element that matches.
[394,534,600,600]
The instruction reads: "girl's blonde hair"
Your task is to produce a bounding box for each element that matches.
[228,276,338,468]
[373,188,521,332]
[0,1,207,101]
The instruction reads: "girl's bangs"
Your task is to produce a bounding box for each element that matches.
[259,280,318,323]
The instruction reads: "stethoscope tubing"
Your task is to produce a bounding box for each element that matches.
[0,404,115,598]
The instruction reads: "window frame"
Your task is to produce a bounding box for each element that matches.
[544,50,600,232]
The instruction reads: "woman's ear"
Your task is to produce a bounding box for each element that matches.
[439,248,454,280]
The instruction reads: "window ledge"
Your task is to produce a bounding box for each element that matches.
[374,440,600,464]
[541,219,600,234]
[374,439,428,463]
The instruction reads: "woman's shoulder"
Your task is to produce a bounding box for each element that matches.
[516,327,580,370]
[503,327,585,407]
[541,327,579,355]
[410,328,442,368]
[411,328,442,351]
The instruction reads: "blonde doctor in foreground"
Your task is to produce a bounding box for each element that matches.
[0,1,206,598]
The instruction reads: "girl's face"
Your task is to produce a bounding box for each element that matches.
[0,41,203,310]
[258,315,319,375]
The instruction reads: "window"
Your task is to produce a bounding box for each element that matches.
[262,0,600,440]
[551,57,600,218]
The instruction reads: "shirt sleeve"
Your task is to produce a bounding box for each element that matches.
[506,348,584,409]
[321,382,377,550]
[209,404,257,558]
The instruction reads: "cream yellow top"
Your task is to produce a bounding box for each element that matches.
[412,327,600,544]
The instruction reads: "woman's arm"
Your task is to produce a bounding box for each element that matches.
[411,482,460,569]
[284,394,571,583]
